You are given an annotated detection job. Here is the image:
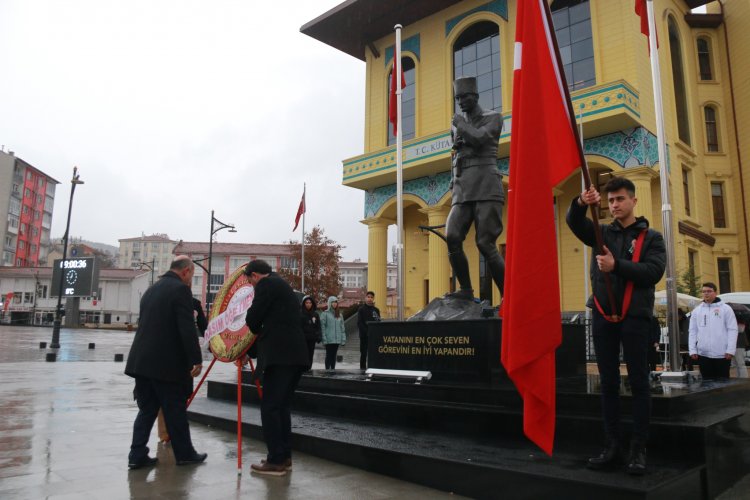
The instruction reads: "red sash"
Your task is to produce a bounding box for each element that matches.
[594,229,648,323]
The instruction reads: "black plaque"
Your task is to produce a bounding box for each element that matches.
[51,257,99,298]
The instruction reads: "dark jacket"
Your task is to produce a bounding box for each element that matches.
[357,303,381,336]
[125,271,203,383]
[192,298,208,337]
[566,198,666,319]
[300,295,322,342]
[245,273,308,377]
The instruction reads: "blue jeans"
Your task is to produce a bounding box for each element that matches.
[592,311,652,442]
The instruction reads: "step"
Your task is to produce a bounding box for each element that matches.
[187,397,704,500]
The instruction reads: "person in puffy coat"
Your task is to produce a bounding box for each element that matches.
[688,282,738,379]
[320,296,346,371]
[300,295,321,370]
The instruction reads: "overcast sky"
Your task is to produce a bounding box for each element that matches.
[0,0,372,260]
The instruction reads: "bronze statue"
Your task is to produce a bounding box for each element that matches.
[446,77,505,300]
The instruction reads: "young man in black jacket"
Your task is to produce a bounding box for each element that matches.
[244,259,308,476]
[356,291,381,369]
[567,177,666,475]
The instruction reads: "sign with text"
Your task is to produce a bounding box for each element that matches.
[51,258,99,297]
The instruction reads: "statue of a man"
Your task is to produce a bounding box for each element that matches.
[446,76,505,300]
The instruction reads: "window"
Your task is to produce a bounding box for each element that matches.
[453,21,501,111]
[717,258,731,293]
[209,274,225,293]
[686,248,696,274]
[279,256,298,272]
[704,106,719,152]
[4,236,11,248]
[711,182,726,228]
[697,38,713,81]
[8,216,18,229]
[12,183,19,193]
[668,17,691,145]
[552,0,595,90]
[25,188,31,198]
[37,177,44,188]
[9,198,20,215]
[22,205,29,215]
[387,57,416,145]
[682,166,691,217]
[18,240,25,250]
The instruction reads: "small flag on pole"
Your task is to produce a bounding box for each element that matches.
[388,62,406,136]
[635,0,658,50]
[293,191,305,231]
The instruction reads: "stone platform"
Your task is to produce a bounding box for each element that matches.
[188,368,750,499]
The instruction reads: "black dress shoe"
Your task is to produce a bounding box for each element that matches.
[626,442,647,475]
[176,452,207,466]
[446,289,474,300]
[586,439,621,470]
[128,456,158,470]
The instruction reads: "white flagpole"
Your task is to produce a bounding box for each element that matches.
[646,0,680,373]
[395,24,405,321]
[301,183,306,293]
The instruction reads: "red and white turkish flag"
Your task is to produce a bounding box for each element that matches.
[501,0,582,456]
[635,0,659,51]
[293,191,305,232]
[388,61,406,136]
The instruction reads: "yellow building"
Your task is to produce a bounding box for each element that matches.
[302,0,750,317]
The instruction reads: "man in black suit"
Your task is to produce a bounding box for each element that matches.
[125,256,207,469]
[244,259,308,476]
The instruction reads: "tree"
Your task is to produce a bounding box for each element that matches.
[278,226,343,305]
[676,266,701,297]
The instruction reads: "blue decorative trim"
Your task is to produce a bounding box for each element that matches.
[445,0,508,37]
[385,34,421,67]
[362,127,660,217]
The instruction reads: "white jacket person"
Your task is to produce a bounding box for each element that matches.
[688,298,738,359]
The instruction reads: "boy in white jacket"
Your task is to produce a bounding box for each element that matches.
[689,282,738,379]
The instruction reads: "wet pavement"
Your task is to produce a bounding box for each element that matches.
[0,325,462,499]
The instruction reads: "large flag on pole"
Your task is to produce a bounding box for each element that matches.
[501,0,582,456]
[635,0,658,50]
[293,190,305,231]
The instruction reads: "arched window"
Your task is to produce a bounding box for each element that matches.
[453,21,501,112]
[704,105,719,152]
[668,17,691,146]
[551,0,595,90]
[387,57,416,145]
[697,37,713,81]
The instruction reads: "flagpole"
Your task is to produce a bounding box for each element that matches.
[540,1,619,317]
[646,0,680,373]
[394,24,405,322]
[301,183,306,293]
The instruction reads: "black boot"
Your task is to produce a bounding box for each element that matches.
[626,441,647,476]
[446,288,474,300]
[587,438,622,470]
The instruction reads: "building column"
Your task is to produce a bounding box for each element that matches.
[621,167,659,225]
[419,205,451,299]
[362,217,393,316]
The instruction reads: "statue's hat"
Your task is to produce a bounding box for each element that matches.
[453,76,478,96]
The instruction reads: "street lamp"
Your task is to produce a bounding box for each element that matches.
[205,210,236,319]
[133,259,156,286]
[50,167,84,349]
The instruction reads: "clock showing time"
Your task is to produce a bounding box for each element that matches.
[66,269,79,286]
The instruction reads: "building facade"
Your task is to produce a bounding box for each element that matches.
[303,0,750,317]
[172,241,297,305]
[118,234,177,281]
[0,150,59,267]
[0,266,150,326]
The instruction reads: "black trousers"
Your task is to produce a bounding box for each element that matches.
[324,344,339,370]
[698,356,731,379]
[592,311,652,442]
[129,376,196,462]
[305,338,316,370]
[359,331,368,369]
[260,365,303,464]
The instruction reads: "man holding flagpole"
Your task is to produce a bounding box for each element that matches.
[567,178,665,475]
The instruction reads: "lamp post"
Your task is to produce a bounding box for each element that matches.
[50,167,84,349]
[205,210,236,319]
[133,259,156,286]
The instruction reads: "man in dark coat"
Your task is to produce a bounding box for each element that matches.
[244,259,308,476]
[356,291,380,369]
[125,256,206,469]
[446,76,505,300]
[567,177,666,475]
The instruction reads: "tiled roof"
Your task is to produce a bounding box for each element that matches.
[118,234,175,243]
